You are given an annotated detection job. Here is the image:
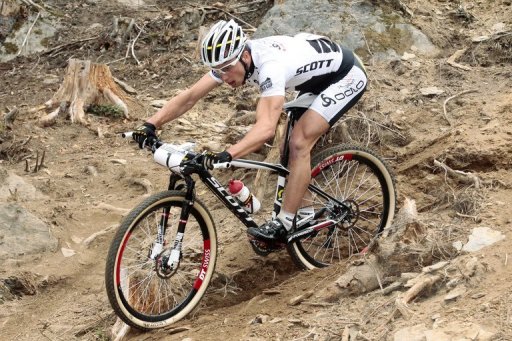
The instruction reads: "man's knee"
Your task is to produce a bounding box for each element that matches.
[288,135,312,158]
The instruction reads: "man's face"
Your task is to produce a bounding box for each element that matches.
[213,51,247,88]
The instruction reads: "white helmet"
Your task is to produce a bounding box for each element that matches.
[200,19,247,68]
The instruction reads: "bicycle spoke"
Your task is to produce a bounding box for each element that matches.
[290,145,395,268]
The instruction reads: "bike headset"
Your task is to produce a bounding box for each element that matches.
[200,19,254,83]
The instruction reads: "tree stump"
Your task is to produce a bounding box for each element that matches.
[40,59,131,126]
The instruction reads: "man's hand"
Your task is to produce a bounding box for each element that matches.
[202,150,232,170]
[133,122,157,148]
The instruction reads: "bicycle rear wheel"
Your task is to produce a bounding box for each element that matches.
[287,144,396,269]
[105,191,217,330]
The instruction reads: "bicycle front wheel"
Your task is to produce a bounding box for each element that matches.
[287,144,396,269]
[105,190,217,330]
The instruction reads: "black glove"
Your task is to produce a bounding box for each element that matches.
[202,150,232,170]
[133,122,157,148]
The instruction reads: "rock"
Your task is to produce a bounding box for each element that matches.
[0,168,47,201]
[444,285,467,301]
[61,248,76,258]
[401,52,416,60]
[110,159,127,165]
[3,272,37,296]
[419,87,445,96]
[395,322,495,341]
[394,324,428,341]
[250,314,270,324]
[424,321,495,341]
[472,35,490,42]
[452,240,463,251]
[462,227,505,252]
[0,203,58,260]
[254,0,438,62]
[150,99,167,108]
[491,22,507,34]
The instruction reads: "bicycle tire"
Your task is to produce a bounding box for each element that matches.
[105,190,217,330]
[287,144,396,269]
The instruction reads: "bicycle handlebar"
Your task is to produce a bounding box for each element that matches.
[121,131,232,172]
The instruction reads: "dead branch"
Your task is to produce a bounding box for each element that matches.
[96,202,129,216]
[345,114,407,140]
[446,48,472,71]
[395,274,441,319]
[189,3,256,31]
[35,150,45,172]
[113,77,137,94]
[4,107,19,127]
[17,11,40,56]
[341,326,350,341]
[442,89,477,126]
[40,102,66,127]
[83,224,118,247]
[130,23,145,65]
[434,159,481,188]
[339,122,352,142]
[19,0,45,13]
[111,318,130,341]
[129,178,153,195]
[42,36,100,57]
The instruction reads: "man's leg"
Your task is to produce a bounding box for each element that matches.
[246,110,330,242]
[281,110,329,215]
[248,58,368,242]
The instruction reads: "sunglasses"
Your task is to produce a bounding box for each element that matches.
[213,51,242,74]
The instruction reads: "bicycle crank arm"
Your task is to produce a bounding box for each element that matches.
[287,219,337,244]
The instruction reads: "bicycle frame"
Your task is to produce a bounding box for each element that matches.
[166,107,351,236]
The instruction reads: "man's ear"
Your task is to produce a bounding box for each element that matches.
[241,50,251,63]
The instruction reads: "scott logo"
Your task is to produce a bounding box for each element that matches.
[296,59,333,75]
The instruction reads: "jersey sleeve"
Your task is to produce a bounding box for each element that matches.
[257,61,286,97]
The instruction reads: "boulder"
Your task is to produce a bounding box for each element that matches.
[254,0,438,62]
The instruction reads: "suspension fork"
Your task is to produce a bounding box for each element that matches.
[165,176,196,269]
[148,174,190,260]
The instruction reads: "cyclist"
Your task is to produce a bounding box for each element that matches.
[133,19,368,242]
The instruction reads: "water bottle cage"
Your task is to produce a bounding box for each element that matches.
[242,193,253,206]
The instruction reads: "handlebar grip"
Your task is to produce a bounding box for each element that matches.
[213,162,231,169]
[121,132,133,138]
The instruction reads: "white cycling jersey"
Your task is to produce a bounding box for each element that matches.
[209,33,367,126]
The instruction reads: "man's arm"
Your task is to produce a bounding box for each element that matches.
[147,73,220,128]
[227,95,284,159]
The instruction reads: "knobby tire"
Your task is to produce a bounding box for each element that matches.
[287,144,396,269]
[105,191,217,330]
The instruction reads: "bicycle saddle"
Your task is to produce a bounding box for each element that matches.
[283,93,316,110]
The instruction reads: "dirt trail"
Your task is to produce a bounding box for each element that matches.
[1,1,511,340]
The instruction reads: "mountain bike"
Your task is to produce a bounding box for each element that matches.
[104,94,397,330]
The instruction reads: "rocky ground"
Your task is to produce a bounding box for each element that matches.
[1,0,512,340]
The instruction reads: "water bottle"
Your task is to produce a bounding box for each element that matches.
[228,179,261,214]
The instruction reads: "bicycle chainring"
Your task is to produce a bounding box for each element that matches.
[248,237,285,256]
[340,199,360,229]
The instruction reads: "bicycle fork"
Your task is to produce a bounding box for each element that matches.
[149,178,195,272]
